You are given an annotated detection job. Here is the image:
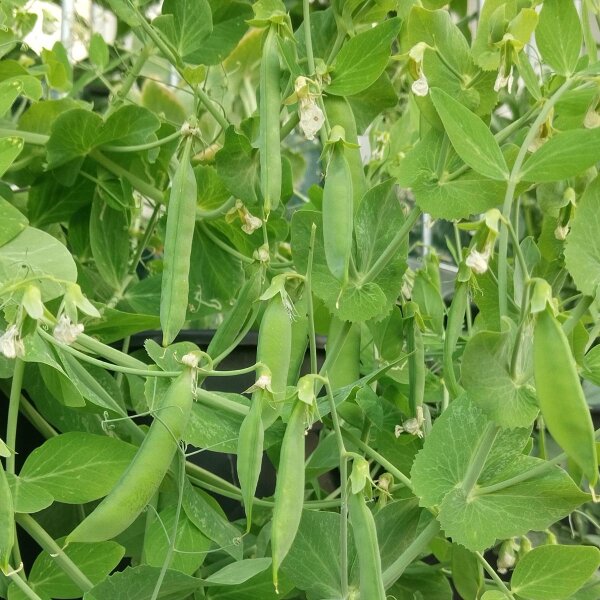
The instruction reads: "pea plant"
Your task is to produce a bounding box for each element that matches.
[2,0,600,598]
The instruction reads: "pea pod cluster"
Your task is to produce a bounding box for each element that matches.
[236,293,292,527]
[67,366,195,543]
[533,306,598,486]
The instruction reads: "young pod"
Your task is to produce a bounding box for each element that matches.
[533,307,598,486]
[271,398,307,591]
[0,461,14,572]
[348,489,386,600]
[160,137,197,346]
[67,367,195,543]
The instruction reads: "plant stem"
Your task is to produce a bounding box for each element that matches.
[582,0,598,63]
[461,423,499,494]
[15,515,93,593]
[498,78,574,318]
[382,518,440,588]
[562,295,593,336]
[341,430,413,491]
[476,552,516,600]
[195,388,249,417]
[362,206,421,283]
[2,566,43,600]
[19,396,58,439]
[0,129,48,145]
[303,0,316,75]
[105,44,152,117]
[6,359,25,475]
[324,380,348,599]
[199,223,254,264]
[280,112,300,140]
[306,224,318,376]
[102,129,182,153]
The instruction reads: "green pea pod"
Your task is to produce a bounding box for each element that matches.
[533,307,598,486]
[236,293,292,527]
[287,292,309,386]
[443,281,468,399]
[0,461,14,572]
[259,25,281,214]
[327,317,360,391]
[207,267,264,361]
[323,143,353,283]
[322,96,367,210]
[271,398,307,592]
[67,368,195,543]
[257,294,292,427]
[160,137,197,346]
[348,489,386,600]
[237,392,264,530]
[406,308,425,418]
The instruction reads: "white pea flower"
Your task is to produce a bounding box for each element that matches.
[299,100,325,141]
[0,325,24,359]
[253,244,270,263]
[411,75,429,97]
[494,64,514,93]
[245,373,273,394]
[497,539,518,574]
[241,212,263,235]
[181,353,199,368]
[554,224,570,241]
[53,315,84,345]
[395,406,425,439]
[466,245,493,275]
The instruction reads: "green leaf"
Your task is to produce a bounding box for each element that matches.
[154,0,212,59]
[451,544,483,600]
[83,306,160,344]
[0,79,23,116]
[388,567,453,600]
[0,196,27,246]
[280,509,345,599]
[205,558,272,585]
[97,105,161,148]
[536,0,582,76]
[185,1,252,65]
[0,136,23,177]
[6,473,54,514]
[511,545,600,600]
[41,43,72,92]
[19,432,137,504]
[565,176,600,296]
[394,129,505,219]
[346,73,398,133]
[89,33,109,70]
[144,507,210,575]
[461,329,539,428]
[430,88,509,181]
[89,197,130,290]
[327,17,401,96]
[84,565,200,600]
[520,129,600,182]
[29,540,124,599]
[215,127,259,206]
[46,109,102,168]
[182,481,243,561]
[411,396,588,551]
[0,226,78,301]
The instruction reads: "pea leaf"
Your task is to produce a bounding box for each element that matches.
[182,481,243,561]
[89,197,130,290]
[430,88,509,181]
[144,507,210,575]
[388,568,453,600]
[411,396,589,552]
[0,226,78,301]
[89,33,109,70]
[0,196,27,246]
[0,135,24,177]
[19,433,137,504]
[205,558,272,585]
[97,105,161,148]
[28,540,124,599]
[511,545,600,600]
[565,176,600,296]
[5,473,54,514]
[520,128,600,182]
[154,0,213,59]
[461,329,539,428]
[536,0,582,76]
[395,129,505,219]
[327,18,401,96]
[185,1,252,66]
[84,565,200,600]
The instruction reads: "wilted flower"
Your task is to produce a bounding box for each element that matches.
[408,42,431,97]
[497,539,518,574]
[395,406,425,438]
[245,372,273,394]
[554,224,570,241]
[411,75,429,97]
[299,101,325,140]
[0,325,24,359]
[465,245,493,275]
[226,199,263,235]
[53,315,84,345]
